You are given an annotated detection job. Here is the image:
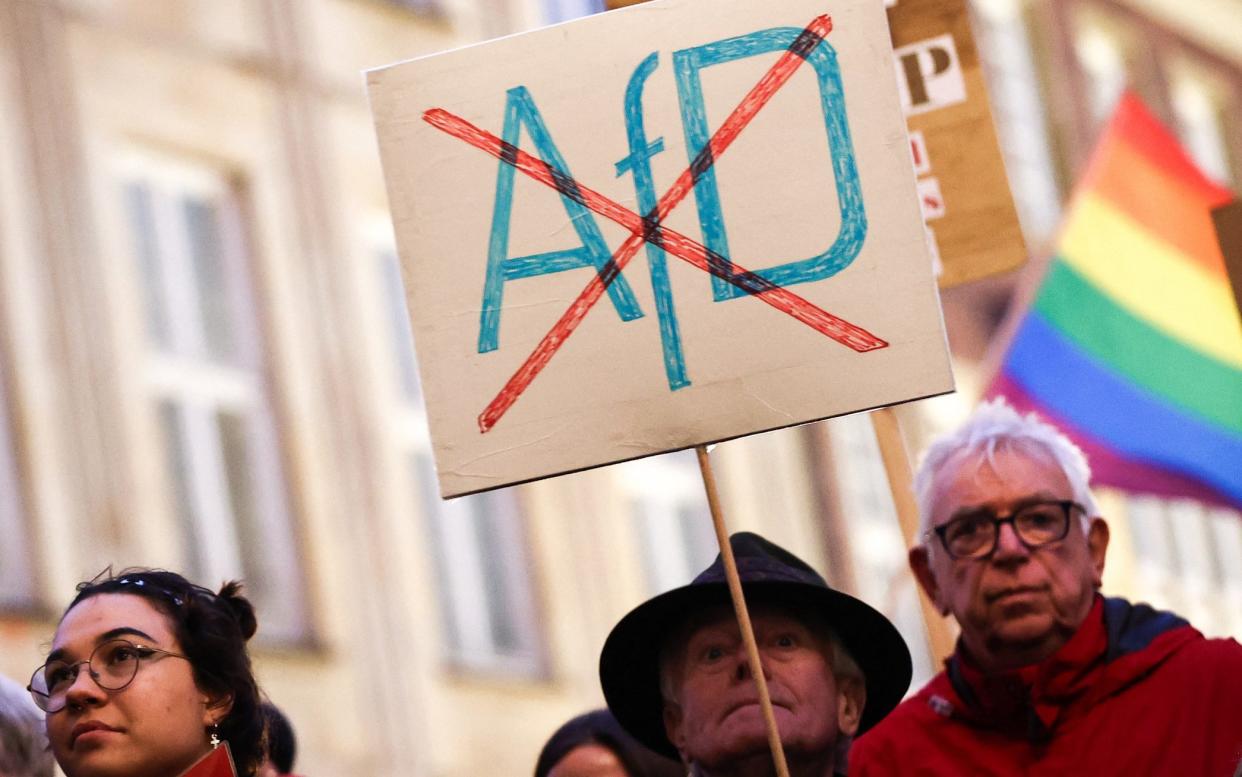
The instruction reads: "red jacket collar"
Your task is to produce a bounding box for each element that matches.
[923,596,1198,739]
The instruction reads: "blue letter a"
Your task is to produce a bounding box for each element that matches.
[478,86,644,353]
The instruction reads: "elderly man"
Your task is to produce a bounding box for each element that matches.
[601,532,911,777]
[851,400,1242,775]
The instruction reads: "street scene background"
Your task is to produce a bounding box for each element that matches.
[0,0,1239,774]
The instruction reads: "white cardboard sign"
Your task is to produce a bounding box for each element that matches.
[368,0,954,497]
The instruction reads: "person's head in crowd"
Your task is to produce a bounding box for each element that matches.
[28,568,264,777]
[601,532,911,777]
[533,708,683,777]
[258,702,297,777]
[0,673,53,777]
[908,398,1110,672]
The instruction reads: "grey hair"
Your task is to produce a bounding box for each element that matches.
[0,673,53,777]
[914,398,1099,546]
[825,633,862,766]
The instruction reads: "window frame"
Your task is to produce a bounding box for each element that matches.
[1041,0,1242,183]
[0,355,37,611]
[616,451,717,596]
[115,150,311,645]
[1126,495,1242,638]
[370,227,547,677]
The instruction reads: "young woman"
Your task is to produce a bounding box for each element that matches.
[27,569,264,777]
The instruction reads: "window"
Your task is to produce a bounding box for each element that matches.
[972,0,1064,243]
[1170,73,1235,186]
[1073,23,1128,125]
[0,366,35,609]
[122,158,308,643]
[827,413,937,688]
[544,0,603,23]
[415,454,543,673]
[379,249,422,404]
[618,451,717,595]
[377,241,544,674]
[1127,496,1241,639]
[1126,497,1184,609]
[1207,508,1242,638]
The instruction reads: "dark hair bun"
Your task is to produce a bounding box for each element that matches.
[218,581,258,641]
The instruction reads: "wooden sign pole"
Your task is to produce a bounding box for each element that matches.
[695,445,791,777]
[869,407,956,663]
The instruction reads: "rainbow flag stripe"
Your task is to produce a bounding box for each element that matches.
[991,93,1242,510]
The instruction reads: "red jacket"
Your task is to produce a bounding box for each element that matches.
[851,597,1242,776]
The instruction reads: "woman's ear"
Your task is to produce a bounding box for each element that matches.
[201,692,235,727]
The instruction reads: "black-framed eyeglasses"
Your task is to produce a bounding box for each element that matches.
[28,638,190,713]
[928,500,1082,560]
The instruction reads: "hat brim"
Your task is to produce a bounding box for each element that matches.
[599,580,912,759]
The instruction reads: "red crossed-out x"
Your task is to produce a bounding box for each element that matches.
[423,15,888,433]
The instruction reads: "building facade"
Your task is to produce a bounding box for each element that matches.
[0,0,1237,774]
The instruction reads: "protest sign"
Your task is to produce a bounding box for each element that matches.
[888,0,1026,287]
[369,0,953,497]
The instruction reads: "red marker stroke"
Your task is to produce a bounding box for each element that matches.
[424,15,888,432]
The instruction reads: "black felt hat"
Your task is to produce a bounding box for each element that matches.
[599,532,912,758]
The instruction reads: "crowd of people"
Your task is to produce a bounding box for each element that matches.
[4,400,1241,776]
[544,401,1242,777]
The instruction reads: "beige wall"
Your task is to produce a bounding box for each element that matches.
[1,1,1239,776]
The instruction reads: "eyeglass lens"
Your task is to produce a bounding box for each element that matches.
[29,639,146,712]
[942,501,1071,558]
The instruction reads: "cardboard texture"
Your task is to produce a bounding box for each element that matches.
[1214,200,1242,318]
[368,0,954,497]
[888,0,1027,288]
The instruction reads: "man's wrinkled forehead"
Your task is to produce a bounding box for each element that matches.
[665,604,735,659]
[930,441,1065,511]
[667,598,827,654]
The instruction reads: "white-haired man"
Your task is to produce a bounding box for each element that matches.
[851,399,1242,775]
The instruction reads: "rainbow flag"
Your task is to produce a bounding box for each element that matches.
[990,92,1242,510]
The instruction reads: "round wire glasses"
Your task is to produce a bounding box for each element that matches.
[28,638,190,713]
